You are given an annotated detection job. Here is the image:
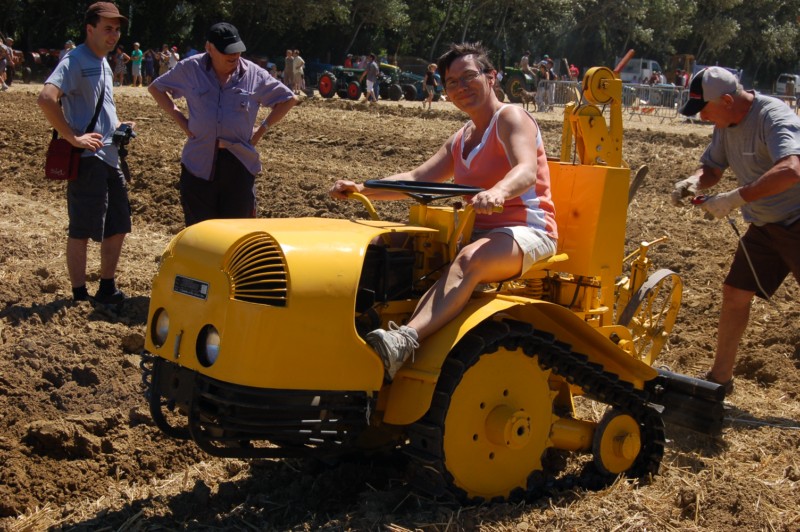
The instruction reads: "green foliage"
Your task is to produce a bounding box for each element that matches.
[0,0,798,86]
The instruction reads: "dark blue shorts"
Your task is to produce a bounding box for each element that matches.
[179,149,257,226]
[67,156,131,242]
[724,218,800,299]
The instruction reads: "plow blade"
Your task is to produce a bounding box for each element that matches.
[646,368,725,436]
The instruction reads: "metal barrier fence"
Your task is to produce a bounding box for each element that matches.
[533,80,689,122]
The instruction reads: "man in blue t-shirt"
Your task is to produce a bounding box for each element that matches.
[359,54,379,102]
[37,2,134,305]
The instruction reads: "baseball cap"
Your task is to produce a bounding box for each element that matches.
[85,2,128,24]
[680,67,739,116]
[207,22,246,54]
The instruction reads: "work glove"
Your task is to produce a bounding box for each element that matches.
[700,188,746,219]
[670,175,701,206]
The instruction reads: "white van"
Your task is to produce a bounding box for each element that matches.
[616,57,663,84]
[775,73,799,96]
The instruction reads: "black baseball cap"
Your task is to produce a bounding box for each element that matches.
[207,22,246,54]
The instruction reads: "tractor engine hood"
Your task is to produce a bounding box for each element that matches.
[145,217,434,391]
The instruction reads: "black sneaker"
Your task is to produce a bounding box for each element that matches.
[701,370,734,397]
[91,289,127,305]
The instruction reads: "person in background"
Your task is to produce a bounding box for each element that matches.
[37,1,135,305]
[0,37,10,90]
[344,54,353,68]
[148,22,298,227]
[129,42,143,87]
[4,37,16,86]
[265,56,276,77]
[58,40,76,63]
[157,44,170,75]
[422,62,437,109]
[112,44,129,86]
[293,49,305,94]
[283,49,294,93]
[536,61,550,111]
[519,50,533,77]
[168,45,179,69]
[359,53,379,103]
[671,66,800,396]
[569,63,579,81]
[143,48,155,85]
[330,42,558,381]
[545,57,556,111]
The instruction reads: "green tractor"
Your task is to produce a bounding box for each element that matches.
[318,63,404,101]
[502,66,538,103]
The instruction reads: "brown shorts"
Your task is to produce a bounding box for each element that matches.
[724,218,800,299]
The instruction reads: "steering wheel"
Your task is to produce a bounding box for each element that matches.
[364,180,484,205]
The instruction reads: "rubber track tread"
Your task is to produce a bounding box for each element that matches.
[405,318,666,503]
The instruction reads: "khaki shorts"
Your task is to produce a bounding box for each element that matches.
[473,226,557,274]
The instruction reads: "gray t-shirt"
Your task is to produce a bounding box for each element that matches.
[366,61,379,83]
[45,44,120,168]
[701,92,800,226]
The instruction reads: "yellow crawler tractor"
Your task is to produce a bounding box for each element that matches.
[141,60,725,503]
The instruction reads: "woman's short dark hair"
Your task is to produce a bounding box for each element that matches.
[436,42,495,78]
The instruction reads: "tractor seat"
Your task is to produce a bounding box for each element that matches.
[518,252,569,279]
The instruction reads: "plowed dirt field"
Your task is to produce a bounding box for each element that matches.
[0,84,798,531]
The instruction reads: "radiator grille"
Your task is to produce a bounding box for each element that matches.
[224,232,288,306]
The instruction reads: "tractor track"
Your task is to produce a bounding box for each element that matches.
[405,318,666,504]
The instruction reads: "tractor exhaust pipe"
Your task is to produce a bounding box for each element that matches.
[646,368,726,435]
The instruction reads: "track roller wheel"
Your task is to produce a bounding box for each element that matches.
[592,409,641,475]
[591,407,663,479]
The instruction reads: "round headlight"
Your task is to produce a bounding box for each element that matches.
[197,324,220,367]
[151,308,169,347]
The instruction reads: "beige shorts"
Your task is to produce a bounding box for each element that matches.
[473,226,557,274]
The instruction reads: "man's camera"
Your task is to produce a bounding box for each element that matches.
[112,123,136,147]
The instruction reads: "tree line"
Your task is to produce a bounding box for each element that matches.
[1,0,798,88]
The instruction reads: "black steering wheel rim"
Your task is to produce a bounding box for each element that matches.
[364,179,483,204]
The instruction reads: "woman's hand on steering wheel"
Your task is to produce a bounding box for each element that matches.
[329,179,363,200]
[471,189,506,215]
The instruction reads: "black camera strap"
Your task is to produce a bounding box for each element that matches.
[51,76,106,141]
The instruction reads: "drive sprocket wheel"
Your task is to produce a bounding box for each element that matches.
[406,320,555,502]
[618,269,682,366]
